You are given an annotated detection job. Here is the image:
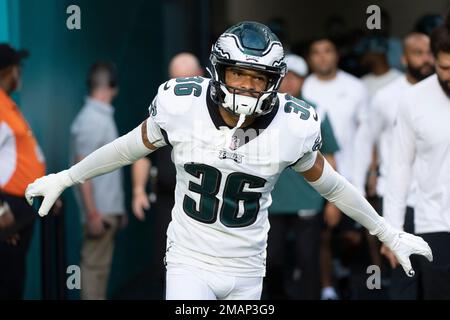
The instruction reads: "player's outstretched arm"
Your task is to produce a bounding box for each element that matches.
[26,119,164,217]
[295,151,433,277]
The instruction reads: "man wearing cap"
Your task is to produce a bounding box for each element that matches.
[0,44,46,298]
[266,53,340,299]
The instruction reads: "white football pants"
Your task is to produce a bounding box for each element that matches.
[165,263,263,300]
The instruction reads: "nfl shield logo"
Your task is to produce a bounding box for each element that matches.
[229,136,239,150]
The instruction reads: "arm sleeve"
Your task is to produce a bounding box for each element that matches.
[383,98,416,230]
[352,94,386,194]
[72,119,106,157]
[66,87,170,185]
[67,117,165,185]
[306,157,389,237]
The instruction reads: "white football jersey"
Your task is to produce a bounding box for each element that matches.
[147,76,321,276]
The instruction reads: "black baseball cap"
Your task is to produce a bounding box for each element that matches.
[0,44,29,71]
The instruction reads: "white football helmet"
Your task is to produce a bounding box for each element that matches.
[209,21,287,117]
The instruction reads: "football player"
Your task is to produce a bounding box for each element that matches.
[25,22,432,300]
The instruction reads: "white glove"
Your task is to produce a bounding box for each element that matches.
[377,224,433,277]
[25,170,74,217]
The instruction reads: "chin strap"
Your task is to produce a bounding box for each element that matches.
[225,113,246,150]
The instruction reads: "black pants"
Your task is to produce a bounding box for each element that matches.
[265,213,321,300]
[0,193,36,299]
[413,232,450,299]
[389,230,450,300]
[388,206,418,299]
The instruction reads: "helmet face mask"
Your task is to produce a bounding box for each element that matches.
[209,21,286,117]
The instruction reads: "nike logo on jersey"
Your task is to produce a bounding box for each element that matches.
[163,81,171,90]
[229,136,240,150]
[313,111,318,121]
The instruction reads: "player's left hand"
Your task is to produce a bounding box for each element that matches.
[379,228,433,277]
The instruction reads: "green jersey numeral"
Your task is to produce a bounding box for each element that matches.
[183,163,267,228]
[284,94,311,120]
[174,77,204,97]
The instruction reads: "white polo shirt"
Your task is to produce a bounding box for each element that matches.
[384,74,450,233]
[303,70,369,181]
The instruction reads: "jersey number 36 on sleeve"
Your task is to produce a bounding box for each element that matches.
[174,77,204,97]
[284,94,311,120]
[183,163,266,228]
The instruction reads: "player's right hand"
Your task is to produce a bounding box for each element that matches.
[25,170,72,217]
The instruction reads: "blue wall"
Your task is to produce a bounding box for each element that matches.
[9,0,164,299]
[0,0,10,42]
[3,0,210,299]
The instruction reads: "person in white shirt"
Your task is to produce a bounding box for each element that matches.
[383,19,450,299]
[357,35,403,99]
[303,38,369,183]
[303,37,369,299]
[353,32,434,203]
[353,32,435,299]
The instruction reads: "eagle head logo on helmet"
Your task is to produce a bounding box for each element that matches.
[209,21,287,117]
